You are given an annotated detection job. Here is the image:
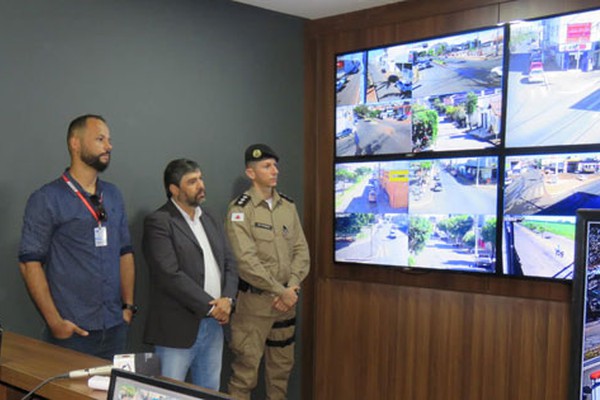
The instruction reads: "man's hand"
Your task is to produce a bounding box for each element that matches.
[272,286,299,312]
[49,319,89,339]
[123,309,134,324]
[209,297,233,325]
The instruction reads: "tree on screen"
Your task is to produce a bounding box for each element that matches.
[465,92,478,130]
[336,214,376,237]
[481,218,497,254]
[437,215,474,245]
[409,216,433,254]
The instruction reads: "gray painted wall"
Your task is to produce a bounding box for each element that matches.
[0,0,305,397]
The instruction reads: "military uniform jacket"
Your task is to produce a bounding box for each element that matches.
[226,186,310,316]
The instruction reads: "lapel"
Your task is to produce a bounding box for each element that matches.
[164,201,223,268]
[165,201,202,251]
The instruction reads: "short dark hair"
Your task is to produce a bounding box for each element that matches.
[67,114,106,145]
[163,159,201,198]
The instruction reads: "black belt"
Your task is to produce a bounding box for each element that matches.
[239,279,289,295]
[238,279,264,294]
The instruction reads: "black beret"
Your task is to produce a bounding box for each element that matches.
[245,144,279,163]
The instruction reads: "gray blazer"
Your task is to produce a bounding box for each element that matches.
[142,200,238,348]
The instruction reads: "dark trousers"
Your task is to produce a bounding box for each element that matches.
[43,323,128,361]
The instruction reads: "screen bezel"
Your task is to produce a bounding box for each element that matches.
[107,368,233,400]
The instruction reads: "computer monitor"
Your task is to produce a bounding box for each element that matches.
[107,368,232,400]
[570,209,600,400]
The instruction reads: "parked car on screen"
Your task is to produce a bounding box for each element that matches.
[529,61,543,72]
[528,67,545,83]
[335,235,356,244]
[490,66,503,78]
[337,59,361,75]
[336,76,348,92]
[474,253,494,268]
[368,190,377,203]
[395,80,412,96]
[416,58,432,70]
[336,127,354,139]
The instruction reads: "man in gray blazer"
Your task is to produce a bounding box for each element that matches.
[143,159,238,391]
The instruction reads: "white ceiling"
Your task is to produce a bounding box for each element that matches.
[232,0,406,20]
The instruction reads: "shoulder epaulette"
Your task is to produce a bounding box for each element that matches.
[279,192,294,203]
[235,194,251,207]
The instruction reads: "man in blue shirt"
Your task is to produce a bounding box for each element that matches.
[18,114,136,360]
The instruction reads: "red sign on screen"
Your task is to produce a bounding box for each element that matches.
[567,23,591,43]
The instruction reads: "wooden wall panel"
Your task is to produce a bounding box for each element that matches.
[313,280,570,399]
[302,0,599,398]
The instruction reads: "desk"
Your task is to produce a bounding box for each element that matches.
[0,331,108,400]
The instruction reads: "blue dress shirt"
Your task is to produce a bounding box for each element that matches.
[18,170,133,331]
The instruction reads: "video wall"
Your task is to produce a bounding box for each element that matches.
[333,7,600,279]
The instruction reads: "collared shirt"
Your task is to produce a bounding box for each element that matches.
[171,199,221,299]
[18,169,133,331]
[226,186,310,300]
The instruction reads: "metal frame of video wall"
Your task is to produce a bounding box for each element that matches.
[333,7,600,280]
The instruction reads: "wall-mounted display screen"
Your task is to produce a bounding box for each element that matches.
[502,151,600,278]
[569,209,600,400]
[336,26,505,157]
[505,8,600,148]
[335,157,498,273]
[333,7,600,280]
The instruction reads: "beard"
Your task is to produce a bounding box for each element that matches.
[81,151,110,172]
[185,190,205,208]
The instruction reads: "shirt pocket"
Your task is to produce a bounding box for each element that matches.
[252,225,276,261]
[57,214,95,244]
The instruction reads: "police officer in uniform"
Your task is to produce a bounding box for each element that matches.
[225,144,310,400]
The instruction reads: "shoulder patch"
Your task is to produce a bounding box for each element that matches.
[279,192,294,203]
[235,194,251,207]
[231,212,245,222]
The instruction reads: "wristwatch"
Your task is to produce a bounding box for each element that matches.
[227,297,236,309]
[122,303,138,314]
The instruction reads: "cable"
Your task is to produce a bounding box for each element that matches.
[20,372,69,400]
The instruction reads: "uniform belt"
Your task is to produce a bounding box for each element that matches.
[238,279,265,294]
[239,279,291,295]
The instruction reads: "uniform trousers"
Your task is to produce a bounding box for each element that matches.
[228,299,296,400]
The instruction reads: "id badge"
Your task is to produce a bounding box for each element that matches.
[94,226,108,247]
